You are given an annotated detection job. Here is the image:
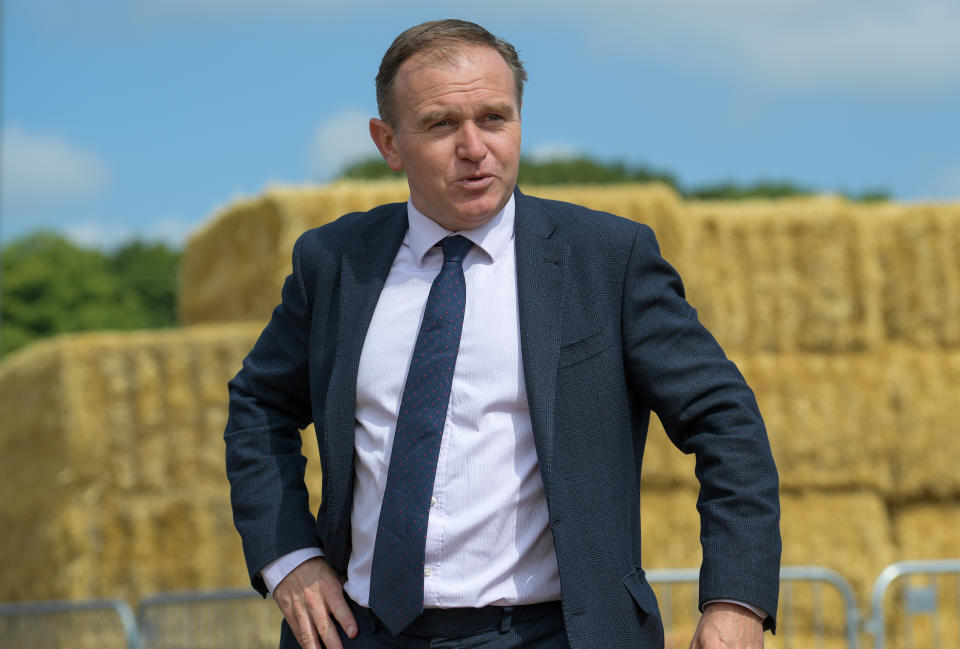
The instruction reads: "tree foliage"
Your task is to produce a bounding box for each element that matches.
[0,233,181,357]
[336,154,889,202]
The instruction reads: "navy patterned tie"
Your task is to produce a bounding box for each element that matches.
[369,234,474,636]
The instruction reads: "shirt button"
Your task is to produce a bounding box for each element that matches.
[430,497,437,508]
[424,566,432,577]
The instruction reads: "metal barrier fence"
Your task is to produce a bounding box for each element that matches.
[864,559,960,649]
[0,598,140,649]
[3,561,960,648]
[137,589,282,649]
[647,566,861,649]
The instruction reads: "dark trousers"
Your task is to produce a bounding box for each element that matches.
[280,599,572,649]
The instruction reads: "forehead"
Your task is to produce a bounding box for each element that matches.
[393,45,517,112]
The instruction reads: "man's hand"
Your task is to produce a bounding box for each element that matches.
[272,557,358,649]
[689,602,764,649]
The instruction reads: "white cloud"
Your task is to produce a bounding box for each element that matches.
[64,222,134,249]
[547,0,960,94]
[1,126,110,211]
[527,142,582,163]
[309,110,380,181]
[64,216,196,250]
[24,1,960,94]
[144,217,198,247]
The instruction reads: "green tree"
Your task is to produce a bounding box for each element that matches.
[686,180,813,200]
[335,155,886,202]
[339,157,405,180]
[517,156,679,188]
[109,240,181,329]
[0,232,181,357]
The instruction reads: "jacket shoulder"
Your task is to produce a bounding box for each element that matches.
[518,192,656,248]
[294,201,406,255]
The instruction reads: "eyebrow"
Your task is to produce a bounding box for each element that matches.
[416,103,516,129]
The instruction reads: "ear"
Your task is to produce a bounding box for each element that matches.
[369,118,403,171]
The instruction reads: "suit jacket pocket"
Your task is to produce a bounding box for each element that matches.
[557,330,604,369]
[623,567,660,618]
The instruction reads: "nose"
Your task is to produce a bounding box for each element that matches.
[456,121,487,162]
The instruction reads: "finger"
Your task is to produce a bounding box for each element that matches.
[294,606,322,649]
[311,606,345,649]
[325,590,358,639]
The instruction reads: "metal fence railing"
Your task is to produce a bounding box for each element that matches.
[137,588,282,649]
[647,566,861,649]
[0,598,140,649]
[864,559,960,649]
[3,560,960,649]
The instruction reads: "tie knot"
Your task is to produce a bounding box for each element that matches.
[441,235,473,265]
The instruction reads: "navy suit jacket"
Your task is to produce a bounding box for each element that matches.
[225,188,781,648]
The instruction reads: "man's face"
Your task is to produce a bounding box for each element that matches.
[370,45,522,231]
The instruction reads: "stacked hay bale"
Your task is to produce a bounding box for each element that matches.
[3,181,959,647]
[0,324,326,604]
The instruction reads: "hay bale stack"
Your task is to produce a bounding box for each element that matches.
[0,324,272,603]
[0,342,76,602]
[781,491,895,610]
[641,487,895,608]
[640,487,702,569]
[681,198,885,353]
[735,351,895,493]
[520,182,686,262]
[179,182,685,327]
[886,349,960,498]
[890,504,960,649]
[640,487,890,645]
[642,351,895,492]
[894,503,960,560]
[869,203,960,348]
[180,181,410,326]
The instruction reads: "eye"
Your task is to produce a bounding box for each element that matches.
[430,119,450,129]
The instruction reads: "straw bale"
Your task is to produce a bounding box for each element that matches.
[52,493,249,603]
[644,350,896,492]
[893,502,960,560]
[890,506,960,649]
[641,489,888,639]
[781,490,895,610]
[180,182,409,326]
[520,183,685,263]
[681,198,884,353]
[180,182,684,326]
[868,202,960,348]
[735,351,895,492]
[884,349,960,498]
[0,341,72,602]
[877,498,960,649]
[640,487,703,570]
[0,323,270,602]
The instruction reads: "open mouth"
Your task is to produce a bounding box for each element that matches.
[459,174,493,187]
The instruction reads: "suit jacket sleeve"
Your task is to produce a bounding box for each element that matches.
[621,224,781,630]
[224,233,321,596]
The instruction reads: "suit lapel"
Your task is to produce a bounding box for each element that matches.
[322,205,408,565]
[514,191,565,496]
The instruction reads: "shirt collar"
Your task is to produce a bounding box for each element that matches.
[405,194,515,265]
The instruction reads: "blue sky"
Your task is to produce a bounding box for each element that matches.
[3,0,960,248]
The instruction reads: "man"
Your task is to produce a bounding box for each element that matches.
[226,19,780,649]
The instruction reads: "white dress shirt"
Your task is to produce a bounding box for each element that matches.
[264,195,562,607]
[259,195,766,621]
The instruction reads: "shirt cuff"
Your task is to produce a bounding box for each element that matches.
[260,547,325,595]
[704,599,768,621]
